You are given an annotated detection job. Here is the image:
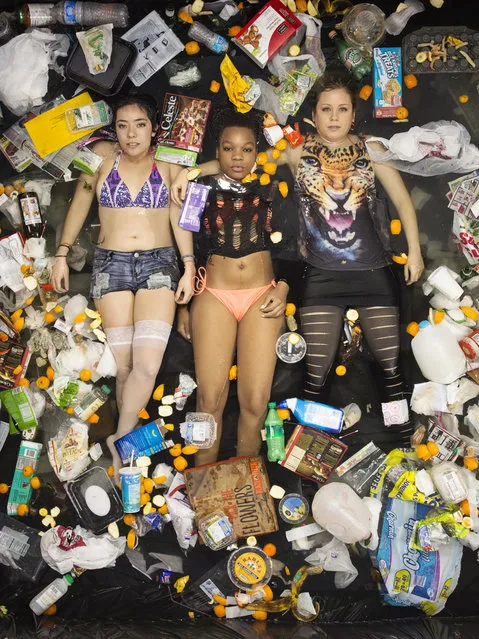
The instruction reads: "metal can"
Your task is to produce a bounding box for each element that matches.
[459,329,479,359]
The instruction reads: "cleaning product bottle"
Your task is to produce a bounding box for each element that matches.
[411,320,466,384]
[29,573,75,615]
[265,402,285,462]
[277,398,344,434]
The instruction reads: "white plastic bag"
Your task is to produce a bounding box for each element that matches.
[0,30,69,116]
[305,538,358,589]
[366,121,479,176]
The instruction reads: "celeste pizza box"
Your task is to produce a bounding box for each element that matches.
[233,0,302,69]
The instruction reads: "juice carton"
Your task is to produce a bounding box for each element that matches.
[7,440,42,515]
[114,419,173,463]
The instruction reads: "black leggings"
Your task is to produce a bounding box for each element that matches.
[299,305,405,403]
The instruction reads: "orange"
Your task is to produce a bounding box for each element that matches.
[143,478,154,494]
[30,476,41,490]
[433,311,445,324]
[153,475,167,485]
[404,74,418,89]
[174,456,188,472]
[17,503,29,517]
[10,309,23,322]
[46,366,55,381]
[43,604,57,616]
[276,408,290,421]
[18,378,30,387]
[87,413,100,424]
[182,445,198,455]
[229,365,237,380]
[252,611,267,620]
[73,313,86,324]
[0,332,8,341]
[25,297,35,305]
[169,443,182,457]
[20,264,30,274]
[271,148,281,160]
[275,138,288,151]
[66,406,75,414]
[123,514,135,526]
[285,303,296,316]
[460,499,478,516]
[262,584,273,602]
[209,80,221,93]
[79,369,91,382]
[158,504,169,515]
[459,94,469,104]
[464,457,479,471]
[426,441,439,456]
[390,219,401,235]
[126,529,137,549]
[263,542,277,557]
[395,107,409,120]
[185,41,200,55]
[137,408,150,420]
[260,173,271,186]
[213,594,228,606]
[0,483,9,494]
[213,604,226,618]
[242,173,258,183]
[107,465,115,477]
[335,365,347,376]
[296,0,308,11]
[153,384,165,401]
[178,10,194,23]
[278,181,288,198]
[263,162,277,176]
[13,365,22,375]
[256,152,268,166]
[22,465,34,477]
[13,318,24,332]
[392,253,408,264]
[164,423,174,431]
[359,84,373,101]
[228,25,242,37]
[416,444,431,460]
[140,493,151,506]
[406,321,420,336]
[44,313,55,324]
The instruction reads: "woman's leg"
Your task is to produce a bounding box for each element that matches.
[236,293,284,456]
[191,291,238,465]
[299,305,344,400]
[107,288,176,477]
[95,291,135,412]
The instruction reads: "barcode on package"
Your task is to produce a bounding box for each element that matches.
[0,528,30,558]
[199,579,225,601]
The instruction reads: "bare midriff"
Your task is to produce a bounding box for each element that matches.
[96,206,174,251]
[205,250,275,289]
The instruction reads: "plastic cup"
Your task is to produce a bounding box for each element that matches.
[427,266,463,301]
[119,467,142,513]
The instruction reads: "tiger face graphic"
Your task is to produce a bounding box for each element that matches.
[297,136,374,248]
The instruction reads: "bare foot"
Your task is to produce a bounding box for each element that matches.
[106,435,122,486]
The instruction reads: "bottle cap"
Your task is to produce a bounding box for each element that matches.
[64,573,74,585]
[419,320,430,329]
[101,385,111,394]
[267,402,275,408]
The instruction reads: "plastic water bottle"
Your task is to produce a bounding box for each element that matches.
[188,22,229,54]
[411,320,466,384]
[52,1,129,27]
[265,402,285,463]
[29,573,74,615]
[277,398,344,434]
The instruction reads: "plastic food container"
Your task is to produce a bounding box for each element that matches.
[66,36,137,96]
[180,412,217,449]
[198,511,236,550]
[340,3,385,51]
[227,547,272,591]
[65,466,123,533]
[278,493,310,525]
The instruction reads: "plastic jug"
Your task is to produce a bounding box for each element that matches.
[311,483,371,544]
[411,320,466,384]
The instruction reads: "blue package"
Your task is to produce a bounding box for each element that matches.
[373,47,402,119]
[115,419,172,463]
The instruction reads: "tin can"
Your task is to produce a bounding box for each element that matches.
[459,329,479,359]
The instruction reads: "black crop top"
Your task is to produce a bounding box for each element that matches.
[198,174,273,260]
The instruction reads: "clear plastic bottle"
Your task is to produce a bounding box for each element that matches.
[29,573,74,615]
[24,2,130,27]
[188,22,229,54]
[73,384,111,421]
[265,402,285,463]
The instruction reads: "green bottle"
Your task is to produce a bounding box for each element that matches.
[328,30,371,81]
[265,402,285,463]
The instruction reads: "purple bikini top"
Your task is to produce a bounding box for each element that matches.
[99,151,169,209]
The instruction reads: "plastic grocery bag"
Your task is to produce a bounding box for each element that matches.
[0,30,69,116]
[452,209,479,265]
[306,538,358,589]
[366,121,479,176]
[375,498,463,615]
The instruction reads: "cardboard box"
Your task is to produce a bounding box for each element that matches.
[281,424,347,483]
[114,419,173,463]
[373,47,403,118]
[184,456,278,539]
[233,0,302,69]
[7,440,42,515]
[0,341,30,390]
[155,94,211,167]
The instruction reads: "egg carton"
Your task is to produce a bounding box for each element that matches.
[403,26,479,74]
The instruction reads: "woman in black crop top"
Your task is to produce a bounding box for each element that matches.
[177,108,288,465]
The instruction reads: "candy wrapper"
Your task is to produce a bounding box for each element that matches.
[174,373,197,410]
[76,24,113,75]
[410,509,470,552]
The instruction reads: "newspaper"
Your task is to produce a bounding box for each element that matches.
[122,11,184,87]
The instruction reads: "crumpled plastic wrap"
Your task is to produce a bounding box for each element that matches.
[306,538,358,589]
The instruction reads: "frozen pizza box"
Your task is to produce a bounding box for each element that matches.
[155,93,211,167]
[233,0,302,69]
[373,47,403,118]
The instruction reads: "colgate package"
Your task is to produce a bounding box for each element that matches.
[155,94,211,167]
[376,497,462,615]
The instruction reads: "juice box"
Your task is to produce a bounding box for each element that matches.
[7,440,42,515]
[114,419,173,464]
[155,94,211,167]
[233,0,302,69]
[373,47,403,118]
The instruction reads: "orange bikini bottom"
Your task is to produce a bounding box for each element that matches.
[194,267,276,322]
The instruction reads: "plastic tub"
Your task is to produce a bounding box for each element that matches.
[227,546,272,591]
[278,493,309,525]
[197,511,236,550]
[66,36,137,96]
[65,466,123,533]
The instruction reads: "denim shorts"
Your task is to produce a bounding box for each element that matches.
[90,246,180,299]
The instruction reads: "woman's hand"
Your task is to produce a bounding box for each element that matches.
[404,248,424,285]
[260,282,288,319]
[175,264,195,304]
[171,168,189,206]
[176,305,191,341]
[51,258,70,293]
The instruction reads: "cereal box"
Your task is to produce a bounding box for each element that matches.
[233,0,302,69]
[373,47,403,118]
[155,94,211,167]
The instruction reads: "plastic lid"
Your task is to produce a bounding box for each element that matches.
[101,385,111,394]
[279,493,310,525]
[419,320,430,329]
[227,547,272,591]
[64,573,74,585]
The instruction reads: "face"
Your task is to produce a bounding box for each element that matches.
[217,126,257,180]
[115,104,156,157]
[313,88,355,144]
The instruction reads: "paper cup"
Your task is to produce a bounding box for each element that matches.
[263,125,283,146]
[119,467,142,513]
[427,266,463,301]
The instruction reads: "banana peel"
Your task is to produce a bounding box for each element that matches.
[245,565,323,621]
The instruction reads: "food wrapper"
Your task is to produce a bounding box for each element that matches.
[47,417,91,482]
[77,24,113,75]
[220,55,253,114]
[174,373,197,411]
[410,509,470,552]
